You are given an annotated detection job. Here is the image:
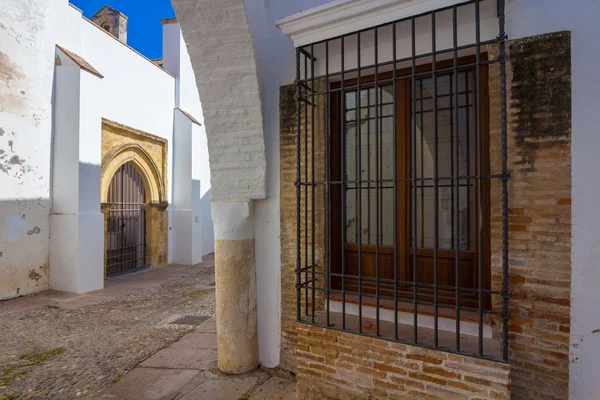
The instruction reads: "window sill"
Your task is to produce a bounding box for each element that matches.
[328,292,495,339]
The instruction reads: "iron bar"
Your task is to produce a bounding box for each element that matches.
[411,16,418,345]
[341,36,347,330]
[498,0,510,363]
[295,48,301,322]
[299,47,316,61]
[432,11,439,349]
[298,278,505,299]
[357,31,363,334]
[326,39,331,327]
[300,40,500,85]
[392,21,399,341]
[304,53,309,318]
[453,4,462,353]
[311,43,316,324]
[375,26,380,337]
[475,0,484,357]
[302,57,499,96]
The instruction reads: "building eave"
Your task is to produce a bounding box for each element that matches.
[161,17,178,25]
[176,108,202,126]
[276,0,467,47]
[56,45,104,79]
[81,17,175,79]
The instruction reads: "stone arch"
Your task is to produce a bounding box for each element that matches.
[100,144,166,204]
[170,0,266,202]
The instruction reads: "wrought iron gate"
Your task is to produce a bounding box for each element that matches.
[105,162,146,276]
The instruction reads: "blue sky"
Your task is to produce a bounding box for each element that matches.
[71,0,175,60]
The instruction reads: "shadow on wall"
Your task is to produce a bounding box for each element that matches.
[200,187,214,255]
[0,198,52,300]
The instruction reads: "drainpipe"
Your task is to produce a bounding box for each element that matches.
[211,201,259,374]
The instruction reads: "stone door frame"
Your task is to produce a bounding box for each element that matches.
[100,119,169,277]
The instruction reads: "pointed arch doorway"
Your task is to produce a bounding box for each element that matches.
[106,162,147,275]
[100,119,169,278]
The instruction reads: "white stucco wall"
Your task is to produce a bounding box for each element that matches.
[239,0,599,396]
[0,0,56,299]
[50,4,177,293]
[2,0,213,297]
[163,21,214,260]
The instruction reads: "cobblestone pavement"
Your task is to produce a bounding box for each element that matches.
[0,261,216,400]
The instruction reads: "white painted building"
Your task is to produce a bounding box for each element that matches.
[0,1,213,299]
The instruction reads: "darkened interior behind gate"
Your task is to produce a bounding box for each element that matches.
[105,162,147,276]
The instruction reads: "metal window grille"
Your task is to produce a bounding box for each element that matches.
[105,162,147,276]
[295,0,509,361]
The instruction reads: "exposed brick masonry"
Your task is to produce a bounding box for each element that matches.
[280,84,299,371]
[297,324,510,400]
[280,82,328,371]
[489,32,572,399]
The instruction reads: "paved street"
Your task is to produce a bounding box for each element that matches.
[109,317,296,400]
[0,256,295,400]
[0,259,216,399]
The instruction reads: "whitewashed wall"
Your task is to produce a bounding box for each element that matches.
[163,22,214,262]
[1,0,213,297]
[50,3,176,293]
[239,1,600,396]
[0,0,57,299]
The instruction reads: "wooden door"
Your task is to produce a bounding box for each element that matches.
[329,59,490,308]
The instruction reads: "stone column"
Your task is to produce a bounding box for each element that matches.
[101,203,113,280]
[144,202,169,267]
[212,201,258,374]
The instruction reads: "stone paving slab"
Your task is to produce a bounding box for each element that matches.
[195,318,217,333]
[178,373,265,400]
[114,317,297,400]
[109,368,201,400]
[248,375,297,400]
[140,347,219,370]
[170,332,217,350]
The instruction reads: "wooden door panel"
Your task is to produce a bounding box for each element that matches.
[411,255,477,288]
[345,245,395,281]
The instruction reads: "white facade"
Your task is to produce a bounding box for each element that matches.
[0,0,56,298]
[0,0,214,299]
[244,0,600,397]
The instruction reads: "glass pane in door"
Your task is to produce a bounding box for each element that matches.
[344,85,395,247]
[412,71,475,251]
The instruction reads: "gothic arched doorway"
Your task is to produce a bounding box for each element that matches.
[105,162,147,275]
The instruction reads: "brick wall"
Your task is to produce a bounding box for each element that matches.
[280,83,299,370]
[171,0,266,202]
[280,31,571,399]
[297,324,510,400]
[488,32,572,399]
[280,82,328,371]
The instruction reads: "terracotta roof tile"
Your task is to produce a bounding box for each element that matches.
[56,45,104,79]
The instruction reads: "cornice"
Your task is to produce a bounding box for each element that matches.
[276,0,465,47]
